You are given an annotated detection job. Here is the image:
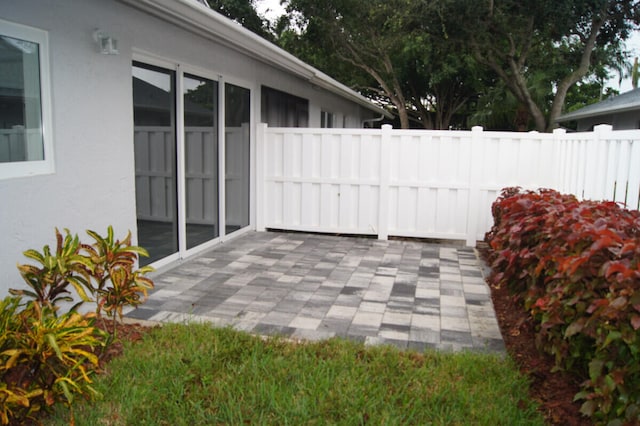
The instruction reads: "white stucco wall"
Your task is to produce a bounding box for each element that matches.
[0,0,379,296]
[0,1,137,296]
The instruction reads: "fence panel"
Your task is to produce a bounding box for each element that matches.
[258,124,640,246]
[263,128,383,235]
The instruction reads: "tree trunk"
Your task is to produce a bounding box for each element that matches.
[546,12,605,132]
[397,107,410,129]
[341,47,411,129]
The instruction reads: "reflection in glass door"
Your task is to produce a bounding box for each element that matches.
[184,75,219,248]
[132,62,177,266]
[133,62,251,265]
[225,83,250,234]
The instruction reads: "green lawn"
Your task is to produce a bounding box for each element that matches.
[49,323,544,425]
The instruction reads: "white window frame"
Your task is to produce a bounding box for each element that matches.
[0,19,54,180]
[321,110,336,128]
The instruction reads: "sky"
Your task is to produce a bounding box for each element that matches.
[255,0,286,20]
[255,0,639,92]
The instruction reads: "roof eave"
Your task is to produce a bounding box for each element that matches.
[556,103,640,122]
[118,0,392,118]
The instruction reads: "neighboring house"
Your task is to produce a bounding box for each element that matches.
[556,88,640,131]
[0,0,390,295]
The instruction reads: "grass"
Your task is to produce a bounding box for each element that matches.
[49,323,544,425]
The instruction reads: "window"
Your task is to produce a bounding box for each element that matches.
[0,19,53,179]
[321,110,335,128]
[261,86,308,127]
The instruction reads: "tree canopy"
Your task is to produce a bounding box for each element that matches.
[207,0,274,41]
[209,0,640,131]
[438,0,640,131]
[274,0,639,131]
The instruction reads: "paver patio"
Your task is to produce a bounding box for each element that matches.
[125,231,504,352]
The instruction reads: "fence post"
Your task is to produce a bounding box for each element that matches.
[551,128,566,194]
[594,124,626,202]
[465,126,483,247]
[255,123,267,232]
[377,124,392,240]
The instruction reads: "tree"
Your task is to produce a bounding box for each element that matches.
[282,0,426,128]
[401,31,489,129]
[279,0,489,129]
[207,0,274,41]
[439,0,640,132]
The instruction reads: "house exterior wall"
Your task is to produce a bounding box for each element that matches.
[0,0,380,296]
[576,110,640,131]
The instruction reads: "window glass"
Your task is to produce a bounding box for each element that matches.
[321,110,335,128]
[260,86,308,127]
[0,20,51,177]
[225,83,250,233]
[184,74,219,248]
[132,62,178,265]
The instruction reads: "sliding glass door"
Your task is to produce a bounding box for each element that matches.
[225,83,250,234]
[132,62,178,265]
[184,74,219,248]
[132,61,251,266]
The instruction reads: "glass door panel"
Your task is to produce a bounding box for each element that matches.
[184,74,219,249]
[132,62,177,265]
[224,83,250,234]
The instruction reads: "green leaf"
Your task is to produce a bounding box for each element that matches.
[603,331,622,348]
[46,333,64,360]
[573,390,590,401]
[564,318,585,338]
[580,400,596,417]
[58,380,73,404]
[589,359,604,382]
[125,246,149,257]
[22,249,45,263]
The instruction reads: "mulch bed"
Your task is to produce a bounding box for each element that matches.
[488,277,591,425]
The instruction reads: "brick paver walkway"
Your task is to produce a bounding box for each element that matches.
[125,231,504,352]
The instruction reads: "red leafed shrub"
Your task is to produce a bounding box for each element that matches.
[485,187,640,423]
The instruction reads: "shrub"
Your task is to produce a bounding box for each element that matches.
[1,227,154,424]
[14,231,93,309]
[83,228,154,338]
[11,227,154,338]
[485,188,640,423]
[0,297,106,424]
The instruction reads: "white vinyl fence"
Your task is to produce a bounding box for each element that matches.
[0,127,44,162]
[256,124,640,246]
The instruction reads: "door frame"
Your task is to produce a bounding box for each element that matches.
[132,51,255,269]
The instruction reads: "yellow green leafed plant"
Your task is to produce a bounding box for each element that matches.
[0,297,106,424]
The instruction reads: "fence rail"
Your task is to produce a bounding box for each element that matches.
[256,124,640,246]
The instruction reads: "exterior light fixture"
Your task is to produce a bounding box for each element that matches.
[93,30,118,55]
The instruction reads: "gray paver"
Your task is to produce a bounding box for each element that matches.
[125,231,504,353]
